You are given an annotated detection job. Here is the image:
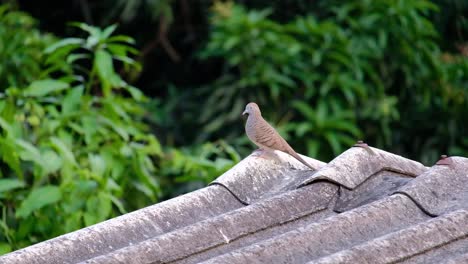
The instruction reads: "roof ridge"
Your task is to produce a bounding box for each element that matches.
[394,156,468,216]
[299,145,427,189]
[210,150,325,204]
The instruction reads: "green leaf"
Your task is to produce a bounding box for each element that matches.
[0,243,12,255]
[329,120,362,137]
[101,24,118,39]
[82,116,98,145]
[70,22,101,38]
[0,178,25,193]
[106,43,138,56]
[0,116,13,135]
[325,133,342,155]
[107,35,136,44]
[295,123,312,137]
[89,154,106,176]
[84,192,112,225]
[44,38,83,54]
[62,86,84,115]
[0,136,23,179]
[41,150,63,175]
[125,86,145,101]
[16,185,62,218]
[306,140,320,158]
[16,139,41,163]
[109,194,127,214]
[66,53,90,64]
[101,117,129,141]
[50,137,77,166]
[24,79,69,97]
[293,101,316,120]
[64,212,83,233]
[224,36,240,50]
[15,216,34,241]
[95,50,117,87]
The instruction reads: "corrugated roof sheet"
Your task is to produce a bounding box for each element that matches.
[1,145,467,264]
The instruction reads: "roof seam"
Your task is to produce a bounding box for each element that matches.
[166,207,332,264]
[298,178,341,190]
[303,168,413,191]
[393,191,438,217]
[210,182,249,205]
[381,166,421,178]
[388,232,468,264]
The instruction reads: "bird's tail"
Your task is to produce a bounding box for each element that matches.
[288,150,315,170]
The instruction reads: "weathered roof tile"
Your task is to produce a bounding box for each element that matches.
[200,194,430,264]
[300,145,427,189]
[395,156,468,216]
[1,147,467,264]
[444,252,468,264]
[333,170,413,212]
[311,209,468,264]
[0,185,242,264]
[82,182,338,264]
[210,150,325,204]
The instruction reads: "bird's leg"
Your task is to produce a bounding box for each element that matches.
[252,148,265,157]
[252,148,277,160]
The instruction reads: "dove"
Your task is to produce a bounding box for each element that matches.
[242,102,314,170]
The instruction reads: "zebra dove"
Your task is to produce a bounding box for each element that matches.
[242,102,314,170]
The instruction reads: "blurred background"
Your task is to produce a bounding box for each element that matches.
[0,0,467,253]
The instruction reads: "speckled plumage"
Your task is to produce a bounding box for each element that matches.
[242,102,314,169]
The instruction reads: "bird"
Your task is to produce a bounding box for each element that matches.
[242,102,314,170]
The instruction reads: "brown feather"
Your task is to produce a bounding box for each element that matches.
[243,102,314,169]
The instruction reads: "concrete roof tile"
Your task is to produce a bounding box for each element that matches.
[200,194,430,264]
[395,156,468,216]
[334,170,412,212]
[0,185,242,264]
[2,147,467,264]
[300,145,427,189]
[82,182,338,264]
[311,209,468,264]
[444,252,468,264]
[210,150,325,204]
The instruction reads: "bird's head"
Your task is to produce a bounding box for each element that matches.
[242,102,261,116]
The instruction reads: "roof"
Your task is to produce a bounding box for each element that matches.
[1,144,468,264]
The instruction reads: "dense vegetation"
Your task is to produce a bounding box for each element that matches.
[0,0,467,253]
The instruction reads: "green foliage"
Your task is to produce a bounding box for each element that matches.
[197,0,468,161]
[95,0,175,25]
[0,0,467,254]
[288,100,361,157]
[0,22,161,251]
[159,141,240,198]
[0,5,55,90]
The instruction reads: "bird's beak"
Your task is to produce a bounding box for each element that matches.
[242,110,247,116]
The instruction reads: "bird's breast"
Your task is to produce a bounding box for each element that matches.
[245,117,257,140]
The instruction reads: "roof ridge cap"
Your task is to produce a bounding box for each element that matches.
[210,150,325,204]
[300,145,427,189]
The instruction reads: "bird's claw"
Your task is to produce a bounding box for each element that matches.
[252,148,266,157]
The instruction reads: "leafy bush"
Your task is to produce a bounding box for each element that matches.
[1,0,467,254]
[0,5,55,90]
[196,0,467,161]
[0,23,161,253]
[159,140,240,198]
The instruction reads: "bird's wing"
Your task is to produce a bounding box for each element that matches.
[253,120,287,150]
[249,115,315,169]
